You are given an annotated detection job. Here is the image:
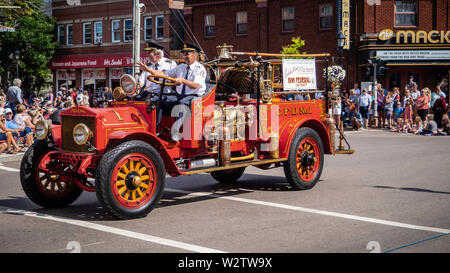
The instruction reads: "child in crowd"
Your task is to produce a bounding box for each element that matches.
[409,117,424,134]
[393,102,403,126]
[404,98,413,125]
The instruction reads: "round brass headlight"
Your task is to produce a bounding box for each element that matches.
[73,123,92,145]
[35,120,49,140]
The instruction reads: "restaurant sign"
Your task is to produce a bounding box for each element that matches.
[378,29,450,44]
[50,53,150,69]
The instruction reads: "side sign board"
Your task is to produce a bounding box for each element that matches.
[282,59,317,91]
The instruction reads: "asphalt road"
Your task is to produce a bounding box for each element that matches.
[0,130,449,254]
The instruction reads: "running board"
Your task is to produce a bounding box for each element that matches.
[180,158,287,175]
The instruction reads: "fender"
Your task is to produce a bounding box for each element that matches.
[105,131,181,176]
[279,117,332,158]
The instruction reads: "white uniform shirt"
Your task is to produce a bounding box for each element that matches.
[166,61,206,96]
[139,57,177,93]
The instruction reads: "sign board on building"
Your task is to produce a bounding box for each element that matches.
[341,0,350,50]
[282,59,317,91]
[376,50,450,60]
[0,24,15,32]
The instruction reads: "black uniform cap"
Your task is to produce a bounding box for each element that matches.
[181,42,201,53]
[144,41,164,51]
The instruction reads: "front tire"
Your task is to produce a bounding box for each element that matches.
[20,140,83,208]
[284,128,324,190]
[95,140,165,219]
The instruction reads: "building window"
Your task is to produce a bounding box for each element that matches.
[319,3,333,29]
[83,23,92,44]
[144,17,152,40]
[204,14,215,37]
[57,25,64,46]
[66,24,73,45]
[282,7,295,32]
[156,15,164,40]
[236,11,247,35]
[94,21,102,44]
[395,1,417,26]
[112,20,120,43]
[124,19,132,42]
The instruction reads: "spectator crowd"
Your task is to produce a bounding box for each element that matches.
[0,78,113,155]
[333,77,450,136]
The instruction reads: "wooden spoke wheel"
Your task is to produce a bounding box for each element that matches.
[96,140,165,219]
[284,128,324,190]
[20,140,82,208]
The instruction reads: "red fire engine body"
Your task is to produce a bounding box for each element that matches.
[20,49,352,219]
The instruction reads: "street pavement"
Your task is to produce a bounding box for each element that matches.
[0,129,449,253]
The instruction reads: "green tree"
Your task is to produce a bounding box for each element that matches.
[280,36,308,58]
[0,0,56,98]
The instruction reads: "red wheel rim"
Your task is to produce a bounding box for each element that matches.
[35,153,76,198]
[111,153,158,209]
[296,137,320,182]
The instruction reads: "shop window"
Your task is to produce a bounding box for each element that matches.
[66,24,73,45]
[156,16,164,40]
[94,21,102,44]
[144,17,152,40]
[112,20,120,43]
[236,11,247,35]
[319,3,333,30]
[204,14,215,37]
[57,25,64,46]
[282,7,295,32]
[83,23,92,44]
[124,19,133,42]
[395,1,417,27]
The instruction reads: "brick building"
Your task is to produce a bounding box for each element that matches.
[184,0,450,96]
[51,0,185,91]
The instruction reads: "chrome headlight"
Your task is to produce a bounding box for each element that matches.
[35,120,50,140]
[73,123,92,145]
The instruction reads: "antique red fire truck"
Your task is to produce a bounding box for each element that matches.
[20,45,353,219]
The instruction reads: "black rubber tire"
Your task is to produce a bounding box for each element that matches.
[283,127,324,190]
[211,167,246,184]
[20,140,83,208]
[95,140,165,220]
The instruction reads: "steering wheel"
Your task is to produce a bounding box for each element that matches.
[147,74,177,86]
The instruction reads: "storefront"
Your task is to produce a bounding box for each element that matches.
[359,30,450,97]
[50,53,150,93]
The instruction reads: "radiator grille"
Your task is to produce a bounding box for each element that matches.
[61,116,96,152]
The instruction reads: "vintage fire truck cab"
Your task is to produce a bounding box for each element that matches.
[20,47,353,219]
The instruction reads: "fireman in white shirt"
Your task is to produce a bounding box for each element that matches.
[138,42,206,141]
[138,41,176,97]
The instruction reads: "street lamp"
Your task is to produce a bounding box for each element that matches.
[336,32,345,66]
[14,49,20,79]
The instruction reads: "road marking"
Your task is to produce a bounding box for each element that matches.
[165,188,450,234]
[0,165,20,172]
[0,206,226,253]
[2,165,449,236]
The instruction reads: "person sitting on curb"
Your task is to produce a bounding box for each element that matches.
[422,114,438,136]
[0,114,22,154]
[4,108,34,147]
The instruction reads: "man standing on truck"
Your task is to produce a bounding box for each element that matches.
[138,41,177,98]
[138,42,206,141]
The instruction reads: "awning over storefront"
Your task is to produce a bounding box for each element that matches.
[50,53,150,69]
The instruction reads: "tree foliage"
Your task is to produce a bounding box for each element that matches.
[280,36,309,59]
[0,0,56,98]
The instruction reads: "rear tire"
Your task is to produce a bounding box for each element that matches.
[211,167,246,184]
[283,128,324,190]
[95,140,165,219]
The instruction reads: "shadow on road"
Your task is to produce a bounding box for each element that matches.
[0,173,303,222]
[373,185,450,195]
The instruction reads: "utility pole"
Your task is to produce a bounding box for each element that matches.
[132,0,141,84]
